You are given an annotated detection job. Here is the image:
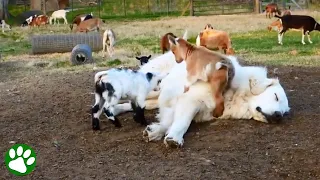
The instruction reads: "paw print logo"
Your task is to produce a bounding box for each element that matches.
[4,144,37,176]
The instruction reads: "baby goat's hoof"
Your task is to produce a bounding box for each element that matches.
[92,118,100,130]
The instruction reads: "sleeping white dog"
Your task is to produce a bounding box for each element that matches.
[140,55,290,148]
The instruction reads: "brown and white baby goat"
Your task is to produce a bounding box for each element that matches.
[275,15,320,45]
[73,18,103,33]
[196,29,235,55]
[168,35,231,118]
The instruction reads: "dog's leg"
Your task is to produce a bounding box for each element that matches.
[143,106,174,142]
[307,31,313,44]
[164,97,199,148]
[301,30,306,45]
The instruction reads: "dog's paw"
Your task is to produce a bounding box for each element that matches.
[142,123,165,142]
[164,136,184,148]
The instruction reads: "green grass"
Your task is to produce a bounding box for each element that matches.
[1,28,320,68]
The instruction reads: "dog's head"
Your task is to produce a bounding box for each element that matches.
[249,78,290,123]
[136,55,151,66]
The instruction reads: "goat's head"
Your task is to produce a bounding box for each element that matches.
[168,35,193,63]
[136,55,151,66]
[145,72,166,91]
[226,48,235,55]
[204,24,214,30]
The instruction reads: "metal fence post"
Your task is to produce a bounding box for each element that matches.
[189,0,194,16]
[167,0,169,16]
[123,0,126,16]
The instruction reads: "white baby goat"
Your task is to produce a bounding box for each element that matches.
[92,68,164,130]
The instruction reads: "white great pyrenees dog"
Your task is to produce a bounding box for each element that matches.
[109,36,290,148]
[142,54,290,148]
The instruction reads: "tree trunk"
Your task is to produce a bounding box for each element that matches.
[31,0,42,10]
[0,0,9,20]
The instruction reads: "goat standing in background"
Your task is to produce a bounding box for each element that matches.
[70,12,93,30]
[102,29,116,58]
[1,19,11,33]
[49,9,70,25]
[265,3,281,19]
[275,14,320,45]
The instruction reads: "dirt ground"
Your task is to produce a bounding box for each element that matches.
[0,62,319,180]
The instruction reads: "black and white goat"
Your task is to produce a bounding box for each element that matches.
[21,15,37,27]
[91,68,164,130]
[136,55,152,66]
[275,15,320,45]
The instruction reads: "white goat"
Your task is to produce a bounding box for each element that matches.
[91,68,164,130]
[102,29,116,58]
[49,9,70,25]
[1,20,11,33]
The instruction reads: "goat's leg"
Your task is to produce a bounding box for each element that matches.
[91,93,105,130]
[64,17,68,24]
[301,30,306,45]
[306,31,313,44]
[103,105,122,127]
[278,28,287,45]
[184,73,199,93]
[133,95,148,126]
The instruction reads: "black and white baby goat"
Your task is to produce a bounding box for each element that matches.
[136,55,151,66]
[92,68,164,130]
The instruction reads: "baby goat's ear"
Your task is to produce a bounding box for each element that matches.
[168,35,177,47]
[215,62,228,70]
[146,72,154,82]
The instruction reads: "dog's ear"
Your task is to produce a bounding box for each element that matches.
[249,78,279,95]
[136,57,141,60]
[147,55,151,59]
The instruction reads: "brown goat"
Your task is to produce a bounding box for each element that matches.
[168,35,231,118]
[73,18,103,33]
[282,5,292,16]
[196,29,235,55]
[265,3,281,19]
[160,32,177,54]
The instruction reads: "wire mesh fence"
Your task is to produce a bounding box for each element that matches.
[7,0,310,21]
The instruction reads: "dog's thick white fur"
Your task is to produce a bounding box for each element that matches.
[141,56,290,147]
